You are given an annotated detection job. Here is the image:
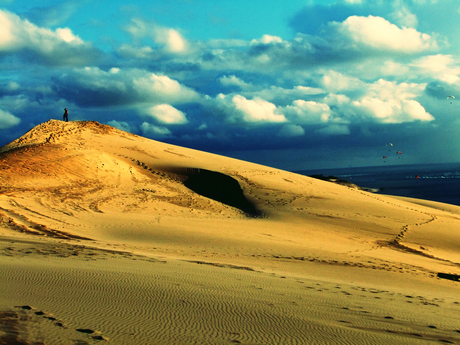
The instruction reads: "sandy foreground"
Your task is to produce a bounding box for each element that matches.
[0,120,459,344]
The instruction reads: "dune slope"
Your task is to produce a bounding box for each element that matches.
[1,120,459,344]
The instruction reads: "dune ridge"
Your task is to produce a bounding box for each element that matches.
[1,120,459,344]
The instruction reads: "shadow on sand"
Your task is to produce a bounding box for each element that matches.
[181,168,261,217]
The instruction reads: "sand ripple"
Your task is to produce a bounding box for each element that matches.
[1,253,460,344]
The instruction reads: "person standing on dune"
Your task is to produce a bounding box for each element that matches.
[63,108,69,122]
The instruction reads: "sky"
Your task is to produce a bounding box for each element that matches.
[0,0,459,171]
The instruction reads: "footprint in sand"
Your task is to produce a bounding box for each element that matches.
[76,328,108,341]
[14,306,109,340]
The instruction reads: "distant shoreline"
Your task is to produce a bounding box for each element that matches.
[300,162,460,207]
[308,174,380,193]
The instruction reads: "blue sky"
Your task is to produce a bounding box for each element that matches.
[1,0,459,170]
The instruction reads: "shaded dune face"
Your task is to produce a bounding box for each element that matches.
[182,168,261,217]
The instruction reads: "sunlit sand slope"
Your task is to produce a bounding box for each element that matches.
[1,120,459,344]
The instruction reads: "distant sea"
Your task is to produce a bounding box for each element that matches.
[295,162,460,207]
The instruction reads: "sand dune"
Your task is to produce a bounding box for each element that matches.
[0,120,459,344]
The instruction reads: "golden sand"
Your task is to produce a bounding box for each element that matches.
[0,120,459,344]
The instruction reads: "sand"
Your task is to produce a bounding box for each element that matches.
[0,120,459,344]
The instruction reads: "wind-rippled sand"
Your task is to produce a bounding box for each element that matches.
[1,120,459,344]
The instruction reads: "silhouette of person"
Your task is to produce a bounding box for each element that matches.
[63,108,69,122]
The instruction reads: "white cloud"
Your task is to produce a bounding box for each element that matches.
[277,124,305,137]
[401,99,434,121]
[352,97,433,123]
[0,10,20,49]
[231,95,287,123]
[124,18,187,53]
[124,18,147,38]
[251,35,284,45]
[413,54,460,84]
[0,109,20,129]
[140,122,172,137]
[107,120,136,133]
[196,14,438,75]
[294,85,325,95]
[154,27,187,53]
[0,9,97,65]
[143,104,188,124]
[284,100,331,124]
[353,98,398,122]
[55,27,83,44]
[6,81,20,91]
[321,70,365,92]
[390,4,418,28]
[212,94,287,124]
[54,67,199,107]
[343,78,421,102]
[117,44,155,59]
[351,79,434,123]
[208,74,434,135]
[132,73,197,103]
[380,60,410,76]
[324,93,351,106]
[241,85,325,105]
[307,78,435,126]
[316,124,350,135]
[337,15,437,53]
[219,75,252,90]
[0,94,35,111]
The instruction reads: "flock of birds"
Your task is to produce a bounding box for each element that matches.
[382,143,402,161]
[382,95,456,162]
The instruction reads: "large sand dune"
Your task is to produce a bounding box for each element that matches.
[0,120,459,344]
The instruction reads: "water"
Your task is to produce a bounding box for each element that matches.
[295,162,460,207]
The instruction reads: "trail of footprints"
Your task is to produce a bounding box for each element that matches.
[349,186,453,264]
[393,213,437,245]
[0,305,108,343]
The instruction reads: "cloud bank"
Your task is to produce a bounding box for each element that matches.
[0,0,459,169]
